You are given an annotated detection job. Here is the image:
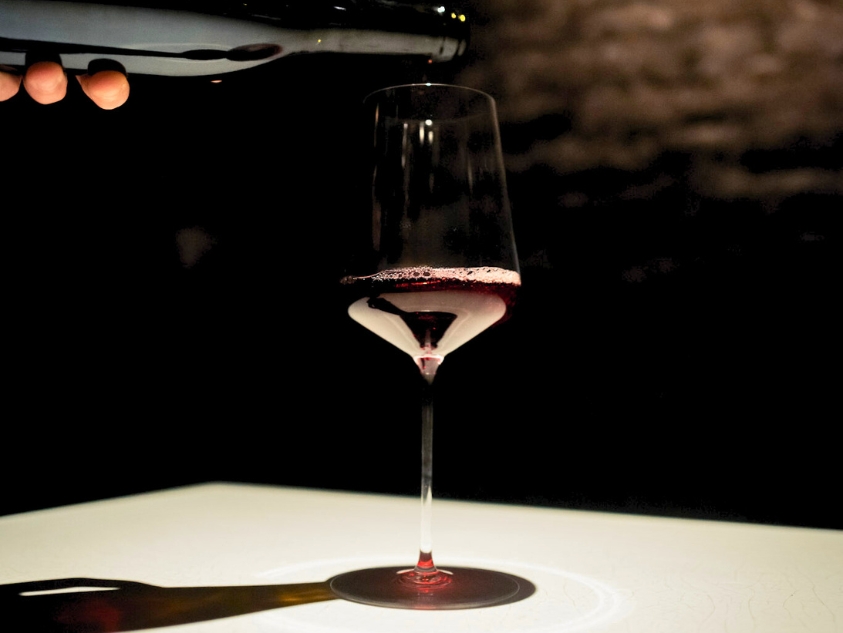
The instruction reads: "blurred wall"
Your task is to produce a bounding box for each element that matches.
[448,0,840,528]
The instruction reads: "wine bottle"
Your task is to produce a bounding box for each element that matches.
[0,0,469,76]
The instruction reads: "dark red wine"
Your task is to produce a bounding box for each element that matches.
[342,266,520,360]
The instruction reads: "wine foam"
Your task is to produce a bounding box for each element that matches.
[342,266,521,287]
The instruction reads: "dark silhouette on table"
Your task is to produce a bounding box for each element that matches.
[5,574,535,631]
[4,578,334,632]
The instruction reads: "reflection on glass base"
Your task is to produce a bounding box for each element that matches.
[329,566,522,610]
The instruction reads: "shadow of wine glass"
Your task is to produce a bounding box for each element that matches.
[4,574,535,632]
[4,578,334,632]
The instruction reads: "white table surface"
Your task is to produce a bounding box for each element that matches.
[1,483,841,632]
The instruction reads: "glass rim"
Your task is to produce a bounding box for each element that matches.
[362,82,495,105]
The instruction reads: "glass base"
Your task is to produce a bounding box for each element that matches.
[329,566,521,610]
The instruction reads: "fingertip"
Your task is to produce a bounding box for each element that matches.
[23,61,68,104]
[0,69,22,101]
[78,70,130,110]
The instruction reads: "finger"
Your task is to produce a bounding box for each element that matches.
[0,67,22,101]
[76,59,129,110]
[22,61,68,104]
[76,70,130,110]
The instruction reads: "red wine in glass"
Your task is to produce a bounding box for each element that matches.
[344,266,519,377]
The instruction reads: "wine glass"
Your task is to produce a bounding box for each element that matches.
[331,83,522,610]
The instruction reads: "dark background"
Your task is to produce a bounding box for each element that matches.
[1,0,839,530]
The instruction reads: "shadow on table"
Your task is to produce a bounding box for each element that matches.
[4,575,535,631]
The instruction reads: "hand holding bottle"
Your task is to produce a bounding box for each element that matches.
[0,60,129,109]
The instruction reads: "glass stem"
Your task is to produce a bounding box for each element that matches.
[413,335,443,579]
[415,370,437,576]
